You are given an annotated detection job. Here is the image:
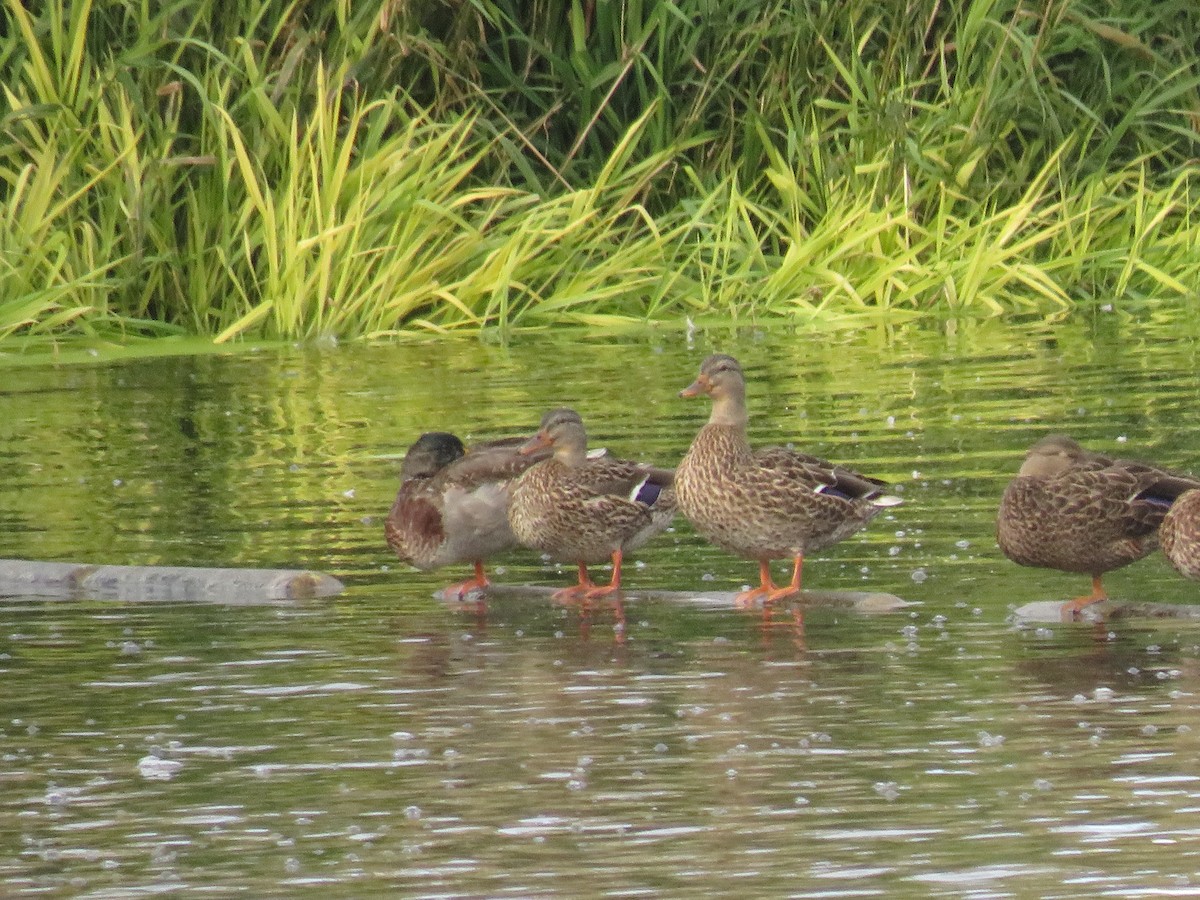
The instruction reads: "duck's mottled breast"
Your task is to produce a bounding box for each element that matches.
[1161,490,1200,579]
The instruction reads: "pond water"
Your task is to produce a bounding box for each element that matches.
[3,317,1200,896]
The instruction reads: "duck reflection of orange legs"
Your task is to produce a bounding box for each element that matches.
[1062,576,1107,621]
[578,597,627,644]
[441,561,491,601]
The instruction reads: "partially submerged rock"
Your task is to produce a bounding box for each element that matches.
[484,583,913,613]
[1013,598,1200,623]
[0,559,344,604]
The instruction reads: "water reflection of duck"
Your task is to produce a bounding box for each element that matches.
[1160,489,1200,580]
[508,408,675,601]
[675,353,902,609]
[385,431,546,600]
[997,434,1200,614]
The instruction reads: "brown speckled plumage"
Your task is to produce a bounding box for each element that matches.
[996,434,1199,610]
[1159,489,1200,580]
[508,408,675,599]
[675,354,901,606]
[385,432,547,598]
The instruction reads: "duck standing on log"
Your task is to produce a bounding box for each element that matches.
[675,353,901,609]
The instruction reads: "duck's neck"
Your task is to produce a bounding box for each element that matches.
[708,387,749,428]
[552,437,589,468]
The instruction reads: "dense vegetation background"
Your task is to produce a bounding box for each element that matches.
[1,0,1198,342]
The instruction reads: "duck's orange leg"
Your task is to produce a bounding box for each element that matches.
[584,550,625,599]
[765,554,803,604]
[1062,575,1107,620]
[553,563,597,602]
[441,560,490,601]
[734,561,779,608]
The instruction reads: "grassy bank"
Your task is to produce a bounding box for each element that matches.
[1,0,1198,342]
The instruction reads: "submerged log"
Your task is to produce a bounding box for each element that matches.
[1013,598,1200,623]
[0,559,344,604]
[484,583,913,613]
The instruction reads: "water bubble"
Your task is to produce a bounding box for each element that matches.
[977,731,1005,748]
[404,805,422,820]
[1093,687,1114,701]
[874,781,900,801]
[137,755,182,781]
[1141,724,1158,737]
[910,568,928,584]
[955,539,971,550]
[654,743,668,754]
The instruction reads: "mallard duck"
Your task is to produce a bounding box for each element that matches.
[385,431,547,599]
[1157,489,1200,580]
[508,408,675,600]
[997,434,1199,613]
[675,354,901,607]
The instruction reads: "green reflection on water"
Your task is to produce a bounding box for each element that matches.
[2,319,1200,894]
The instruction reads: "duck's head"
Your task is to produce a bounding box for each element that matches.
[401,431,466,481]
[1018,434,1087,477]
[520,407,589,463]
[679,353,743,399]
[680,354,748,425]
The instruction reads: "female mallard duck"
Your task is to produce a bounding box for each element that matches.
[1156,489,1200,580]
[508,408,675,600]
[385,431,548,600]
[997,434,1199,613]
[675,353,901,607]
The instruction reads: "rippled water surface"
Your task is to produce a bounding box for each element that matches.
[3,319,1200,896]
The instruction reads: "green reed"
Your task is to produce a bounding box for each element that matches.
[0,0,1197,343]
